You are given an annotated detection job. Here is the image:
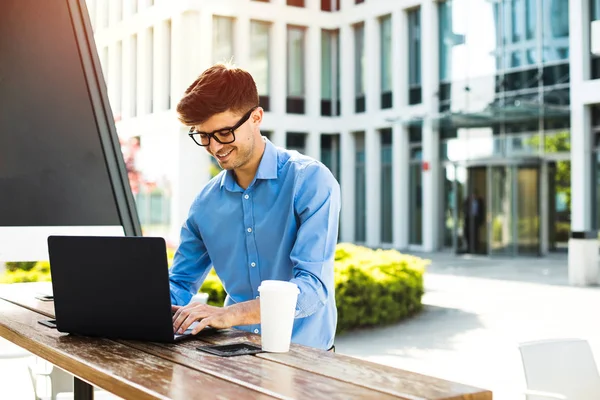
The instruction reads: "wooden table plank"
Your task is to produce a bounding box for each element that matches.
[196,329,492,400]
[0,299,274,400]
[123,338,401,400]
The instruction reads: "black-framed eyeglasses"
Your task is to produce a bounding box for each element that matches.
[188,106,258,147]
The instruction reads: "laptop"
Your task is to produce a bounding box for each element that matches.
[47,235,207,343]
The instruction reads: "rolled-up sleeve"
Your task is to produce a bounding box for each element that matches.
[289,162,341,319]
[169,209,212,306]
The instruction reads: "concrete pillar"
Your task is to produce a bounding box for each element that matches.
[271,20,287,116]
[108,43,120,118]
[234,15,250,69]
[306,131,321,161]
[154,20,170,112]
[340,131,356,242]
[122,34,138,119]
[568,0,598,285]
[421,0,440,252]
[271,128,286,148]
[306,25,321,118]
[136,27,153,116]
[365,127,381,247]
[393,123,409,249]
[169,128,212,241]
[168,12,212,240]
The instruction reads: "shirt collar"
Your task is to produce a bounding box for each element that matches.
[220,137,278,191]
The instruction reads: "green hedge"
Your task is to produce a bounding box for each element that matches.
[1,244,428,333]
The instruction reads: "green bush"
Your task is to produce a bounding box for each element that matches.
[5,261,37,272]
[0,244,428,333]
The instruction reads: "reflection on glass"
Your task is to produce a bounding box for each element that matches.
[409,163,423,245]
[381,143,393,243]
[548,161,571,251]
[490,166,513,254]
[250,21,270,97]
[443,165,456,247]
[517,167,539,254]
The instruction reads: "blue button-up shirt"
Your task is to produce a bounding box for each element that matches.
[169,138,341,350]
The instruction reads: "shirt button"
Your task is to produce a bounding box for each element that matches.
[250,262,256,267]
[244,194,249,199]
[253,329,259,334]
[247,227,252,233]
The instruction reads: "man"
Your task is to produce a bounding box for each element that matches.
[463,190,484,253]
[169,64,341,351]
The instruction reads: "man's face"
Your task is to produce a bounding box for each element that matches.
[193,108,262,170]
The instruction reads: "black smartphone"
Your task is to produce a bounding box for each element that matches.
[35,294,54,302]
[196,342,263,357]
[38,319,57,329]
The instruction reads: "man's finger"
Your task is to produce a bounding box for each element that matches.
[191,318,211,335]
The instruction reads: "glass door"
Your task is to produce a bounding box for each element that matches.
[490,166,514,255]
[517,166,540,255]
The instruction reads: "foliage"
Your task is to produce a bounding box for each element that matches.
[5,261,37,272]
[0,244,428,334]
[0,262,51,284]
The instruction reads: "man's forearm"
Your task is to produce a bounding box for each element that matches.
[226,298,261,326]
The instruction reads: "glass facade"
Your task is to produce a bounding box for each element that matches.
[286,132,307,154]
[409,127,423,245]
[287,25,306,114]
[355,132,366,242]
[354,23,365,113]
[408,8,422,105]
[380,15,392,109]
[381,129,393,243]
[250,21,270,111]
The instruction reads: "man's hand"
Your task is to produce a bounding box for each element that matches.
[172,299,260,335]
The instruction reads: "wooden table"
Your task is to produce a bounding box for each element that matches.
[0,282,492,400]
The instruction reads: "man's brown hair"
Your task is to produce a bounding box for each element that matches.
[176,63,259,126]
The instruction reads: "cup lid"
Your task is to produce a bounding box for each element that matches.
[258,280,299,294]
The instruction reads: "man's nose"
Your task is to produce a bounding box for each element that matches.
[208,138,223,154]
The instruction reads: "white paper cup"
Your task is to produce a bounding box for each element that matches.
[258,280,299,353]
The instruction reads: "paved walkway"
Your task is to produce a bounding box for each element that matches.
[335,252,600,400]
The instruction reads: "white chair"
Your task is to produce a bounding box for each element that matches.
[519,338,600,400]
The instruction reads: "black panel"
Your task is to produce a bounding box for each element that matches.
[381,92,393,109]
[259,95,270,112]
[0,0,139,232]
[321,99,332,116]
[355,96,366,113]
[409,87,422,105]
[592,56,600,80]
[286,97,305,114]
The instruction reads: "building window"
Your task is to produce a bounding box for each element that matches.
[250,20,271,111]
[213,16,234,64]
[321,29,340,116]
[409,126,423,245]
[354,132,366,241]
[321,134,340,180]
[380,129,393,243]
[262,130,272,141]
[286,132,306,153]
[408,8,422,105]
[321,0,340,11]
[287,26,306,114]
[354,23,365,113]
[380,15,393,109]
[287,0,304,7]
